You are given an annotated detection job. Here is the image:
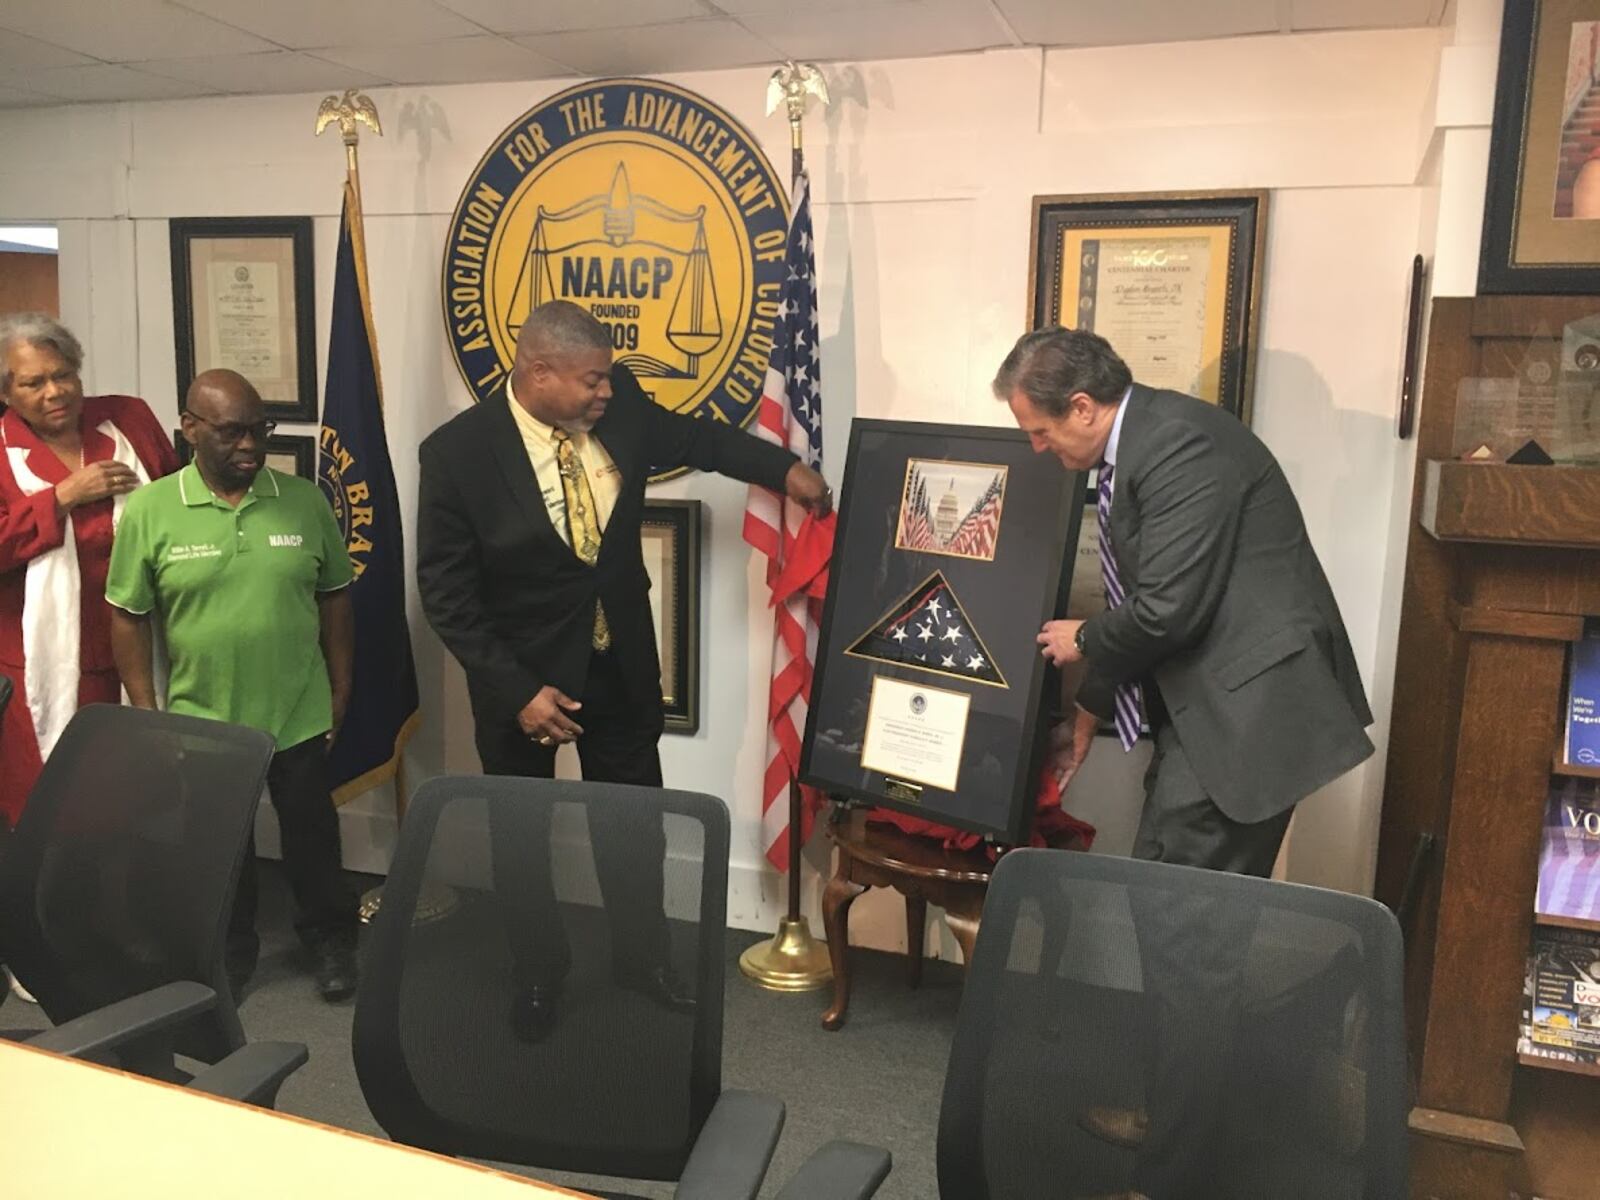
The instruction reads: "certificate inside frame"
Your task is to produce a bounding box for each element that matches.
[1028,190,1267,424]
[170,216,318,422]
[802,419,1084,845]
[1479,0,1600,294]
[641,498,701,734]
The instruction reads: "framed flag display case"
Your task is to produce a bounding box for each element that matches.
[801,419,1084,844]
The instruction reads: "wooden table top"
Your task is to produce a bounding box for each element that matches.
[0,1039,596,1198]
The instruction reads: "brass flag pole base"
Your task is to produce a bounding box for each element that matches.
[359,881,460,926]
[739,916,832,991]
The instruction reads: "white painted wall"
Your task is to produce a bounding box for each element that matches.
[0,24,1467,954]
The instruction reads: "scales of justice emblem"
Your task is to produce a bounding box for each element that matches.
[507,162,723,386]
[443,79,791,480]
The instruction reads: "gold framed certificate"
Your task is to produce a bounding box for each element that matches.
[1028,191,1267,423]
[170,217,317,421]
[860,675,971,794]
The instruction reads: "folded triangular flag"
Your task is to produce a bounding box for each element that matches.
[847,571,1005,686]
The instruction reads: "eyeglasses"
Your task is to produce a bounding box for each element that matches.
[185,413,276,443]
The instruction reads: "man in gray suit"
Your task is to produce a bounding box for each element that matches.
[997,327,1374,1199]
[998,326,1373,875]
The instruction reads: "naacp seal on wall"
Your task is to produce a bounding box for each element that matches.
[443,78,790,478]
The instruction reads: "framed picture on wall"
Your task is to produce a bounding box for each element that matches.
[1027,190,1268,424]
[172,429,317,479]
[1480,1,1600,293]
[169,216,317,421]
[641,499,701,734]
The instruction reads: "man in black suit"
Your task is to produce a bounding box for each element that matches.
[417,300,828,1039]
[998,327,1374,1199]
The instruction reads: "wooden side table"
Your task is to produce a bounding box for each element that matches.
[820,809,995,1030]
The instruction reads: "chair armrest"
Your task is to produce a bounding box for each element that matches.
[673,1089,786,1200]
[25,981,216,1059]
[186,1041,309,1108]
[773,1140,892,1200]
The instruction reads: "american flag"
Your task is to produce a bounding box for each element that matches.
[848,573,1003,686]
[897,471,933,550]
[742,161,824,871]
[946,476,1004,559]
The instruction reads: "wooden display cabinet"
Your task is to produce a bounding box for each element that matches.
[1375,296,1600,1200]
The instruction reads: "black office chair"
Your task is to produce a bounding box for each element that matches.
[2,979,306,1106]
[937,848,1408,1200]
[354,776,889,1200]
[0,703,286,1076]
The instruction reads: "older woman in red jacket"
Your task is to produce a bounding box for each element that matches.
[0,313,179,828]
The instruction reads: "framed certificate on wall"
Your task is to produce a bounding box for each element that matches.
[170,216,318,422]
[802,419,1083,845]
[1028,190,1268,424]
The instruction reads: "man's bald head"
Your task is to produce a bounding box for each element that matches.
[181,368,270,493]
[186,368,263,421]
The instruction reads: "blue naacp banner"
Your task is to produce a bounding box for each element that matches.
[319,182,419,801]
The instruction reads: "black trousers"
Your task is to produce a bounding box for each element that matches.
[1127,718,1294,1199]
[476,653,669,991]
[228,734,358,960]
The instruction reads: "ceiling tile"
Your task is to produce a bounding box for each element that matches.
[435,0,710,36]
[170,0,481,50]
[991,0,1278,46]
[0,84,55,108]
[519,19,778,75]
[1290,0,1439,30]
[738,0,1013,62]
[710,0,902,11]
[0,27,97,71]
[8,63,222,102]
[0,0,274,62]
[135,50,391,94]
[312,35,571,85]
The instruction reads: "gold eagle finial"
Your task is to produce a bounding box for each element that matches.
[315,89,382,146]
[766,61,829,125]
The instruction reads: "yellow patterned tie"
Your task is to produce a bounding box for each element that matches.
[552,429,610,652]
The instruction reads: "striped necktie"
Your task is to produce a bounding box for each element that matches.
[552,429,610,652]
[1097,463,1142,750]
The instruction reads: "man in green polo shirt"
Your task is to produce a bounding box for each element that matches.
[107,369,359,1003]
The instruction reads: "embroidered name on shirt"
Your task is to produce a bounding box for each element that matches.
[268,534,304,548]
[168,543,223,561]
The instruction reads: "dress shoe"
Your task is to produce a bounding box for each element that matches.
[616,965,696,1014]
[1078,1105,1149,1150]
[311,941,357,1003]
[510,987,560,1044]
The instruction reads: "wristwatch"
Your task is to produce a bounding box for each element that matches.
[1074,624,1088,656]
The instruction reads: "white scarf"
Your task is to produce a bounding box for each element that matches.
[5,418,149,761]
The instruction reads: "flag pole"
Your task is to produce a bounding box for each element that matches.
[313,92,439,924]
[739,61,833,993]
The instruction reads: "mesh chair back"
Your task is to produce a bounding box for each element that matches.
[937,849,1408,1200]
[0,705,274,1062]
[354,775,729,1181]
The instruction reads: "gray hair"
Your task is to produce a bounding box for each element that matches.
[0,311,84,390]
[515,300,611,362]
[992,327,1131,416]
